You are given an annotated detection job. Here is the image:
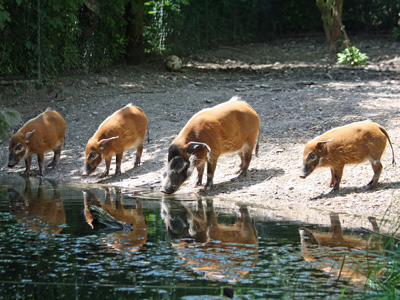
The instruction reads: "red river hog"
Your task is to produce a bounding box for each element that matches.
[161,96,260,194]
[83,104,148,177]
[8,109,66,177]
[300,120,395,192]
[299,213,382,285]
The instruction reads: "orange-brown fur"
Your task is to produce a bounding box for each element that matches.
[162,199,258,282]
[8,110,66,176]
[163,97,259,193]
[84,188,147,253]
[8,178,65,236]
[301,121,395,192]
[84,104,148,176]
[299,213,382,285]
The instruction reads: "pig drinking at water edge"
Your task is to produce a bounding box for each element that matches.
[300,120,395,192]
[83,104,148,177]
[161,96,260,194]
[8,109,66,177]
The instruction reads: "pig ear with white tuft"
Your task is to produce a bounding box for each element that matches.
[98,136,119,150]
[316,139,333,152]
[25,130,36,143]
[186,142,211,155]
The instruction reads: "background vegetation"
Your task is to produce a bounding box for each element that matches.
[0,0,399,78]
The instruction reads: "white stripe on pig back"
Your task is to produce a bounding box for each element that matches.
[21,107,52,128]
[177,96,245,136]
[97,103,133,130]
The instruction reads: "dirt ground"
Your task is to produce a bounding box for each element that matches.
[1,33,400,233]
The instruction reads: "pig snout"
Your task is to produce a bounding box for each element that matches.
[83,163,95,176]
[7,161,17,168]
[161,157,192,194]
[7,153,18,168]
[160,176,179,195]
[300,165,312,179]
[161,186,174,195]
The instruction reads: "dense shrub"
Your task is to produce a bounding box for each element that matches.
[0,0,399,78]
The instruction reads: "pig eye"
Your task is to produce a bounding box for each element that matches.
[15,144,22,151]
[307,152,316,160]
[89,151,98,160]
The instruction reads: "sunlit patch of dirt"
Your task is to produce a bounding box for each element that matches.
[1,33,400,233]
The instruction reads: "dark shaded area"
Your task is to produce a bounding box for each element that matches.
[0,176,388,299]
[1,0,399,78]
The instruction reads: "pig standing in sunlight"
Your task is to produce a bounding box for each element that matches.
[300,120,395,192]
[161,96,260,194]
[8,109,66,177]
[83,104,148,177]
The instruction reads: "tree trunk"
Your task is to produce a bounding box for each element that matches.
[125,0,145,65]
[316,0,344,58]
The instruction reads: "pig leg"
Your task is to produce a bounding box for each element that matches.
[195,163,205,187]
[115,153,123,175]
[47,144,62,169]
[329,212,344,243]
[367,160,382,189]
[37,153,45,177]
[367,216,381,250]
[134,144,143,167]
[22,155,32,177]
[238,151,252,178]
[100,157,111,177]
[329,168,336,188]
[196,199,205,219]
[330,166,344,192]
[236,152,245,174]
[205,158,218,191]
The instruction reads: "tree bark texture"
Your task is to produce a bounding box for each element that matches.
[316,0,344,57]
[125,0,145,65]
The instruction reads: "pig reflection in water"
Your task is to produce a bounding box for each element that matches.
[83,187,147,253]
[7,178,66,236]
[299,212,383,286]
[161,198,258,282]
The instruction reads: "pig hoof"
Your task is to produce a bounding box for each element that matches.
[204,185,212,191]
[328,188,339,194]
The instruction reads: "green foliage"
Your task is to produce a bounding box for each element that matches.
[343,0,400,31]
[0,109,21,140]
[337,46,369,66]
[393,27,400,39]
[0,113,9,136]
[0,2,11,30]
[362,237,400,299]
[0,0,399,78]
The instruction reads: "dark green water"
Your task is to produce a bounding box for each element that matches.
[0,175,382,299]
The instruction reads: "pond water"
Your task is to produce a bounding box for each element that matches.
[0,175,385,299]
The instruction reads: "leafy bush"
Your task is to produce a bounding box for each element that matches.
[393,27,400,39]
[337,46,369,66]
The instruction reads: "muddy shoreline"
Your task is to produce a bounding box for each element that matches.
[1,34,400,234]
